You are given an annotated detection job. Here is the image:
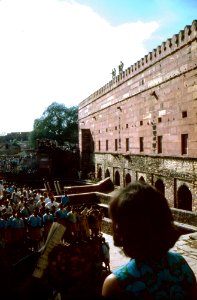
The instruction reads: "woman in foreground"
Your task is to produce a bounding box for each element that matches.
[102,181,197,299]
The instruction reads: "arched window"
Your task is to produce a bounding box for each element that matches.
[125,173,131,186]
[155,179,165,196]
[97,167,102,180]
[105,169,110,178]
[177,184,192,211]
[139,176,145,182]
[114,170,120,186]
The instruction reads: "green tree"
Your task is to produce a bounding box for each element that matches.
[29,102,78,148]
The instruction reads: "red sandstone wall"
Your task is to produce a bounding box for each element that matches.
[78,20,197,211]
[79,20,197,158]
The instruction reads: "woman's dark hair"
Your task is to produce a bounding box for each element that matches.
[109,181,180,260]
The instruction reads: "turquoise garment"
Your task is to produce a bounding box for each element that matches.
[61,195,69,206]
[28,214,42,227]
[56,208,68,219]
[0,218,6,228]
[113,251,196,299]
[43,213,54,223]
[11,217,25,228]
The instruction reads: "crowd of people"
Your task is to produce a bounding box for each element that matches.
[0,179,113,300]
[0,155,36,174]
[0,180,106,256]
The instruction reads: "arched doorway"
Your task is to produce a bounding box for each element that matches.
[177,184,192,211]
[114,170,120,186]
[97,167,102,180]
[105,169,110,178]
[155,179,165,196]
[125,173,131,186]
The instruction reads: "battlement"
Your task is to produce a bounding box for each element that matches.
[80,20,197,108]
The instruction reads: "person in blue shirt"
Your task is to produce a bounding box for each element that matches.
[28,207,42,251]
[12,211,25,229]
[11,211,26,247]
[61,191,70,206]
[0,212,13,247]
[102,181,197,300]
[56,203,69,221]
[43,208,54,241]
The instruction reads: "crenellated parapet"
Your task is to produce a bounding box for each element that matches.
[80,20,197,108]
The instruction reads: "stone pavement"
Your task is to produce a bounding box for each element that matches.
[103,232,197,279]
[173,232,197,277]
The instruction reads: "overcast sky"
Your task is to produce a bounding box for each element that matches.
[0,0,196,134]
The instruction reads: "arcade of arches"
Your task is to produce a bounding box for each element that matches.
[97,167,193,212]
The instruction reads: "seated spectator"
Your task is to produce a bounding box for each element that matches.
[102,181,197,300]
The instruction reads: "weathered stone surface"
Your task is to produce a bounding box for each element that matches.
[79,20,197,213]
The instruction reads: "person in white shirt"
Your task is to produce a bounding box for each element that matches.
[45,195,59,210]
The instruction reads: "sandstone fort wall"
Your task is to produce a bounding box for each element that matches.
[79,20,197,212]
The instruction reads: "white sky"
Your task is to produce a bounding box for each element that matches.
[0,0,160,134]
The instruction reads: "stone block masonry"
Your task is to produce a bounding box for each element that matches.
[78,20,197,212]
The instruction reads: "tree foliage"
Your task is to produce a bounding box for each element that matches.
[29,102,78,147]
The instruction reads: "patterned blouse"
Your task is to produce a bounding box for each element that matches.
[113,251,196,299]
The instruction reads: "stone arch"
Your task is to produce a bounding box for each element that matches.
[114,170,120,186]
[125,173,131,186]
[155,179,165,196]
[177,184,192,211]
[97,167,102,180]
[139,176,145,182]
[105,168,110,178]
